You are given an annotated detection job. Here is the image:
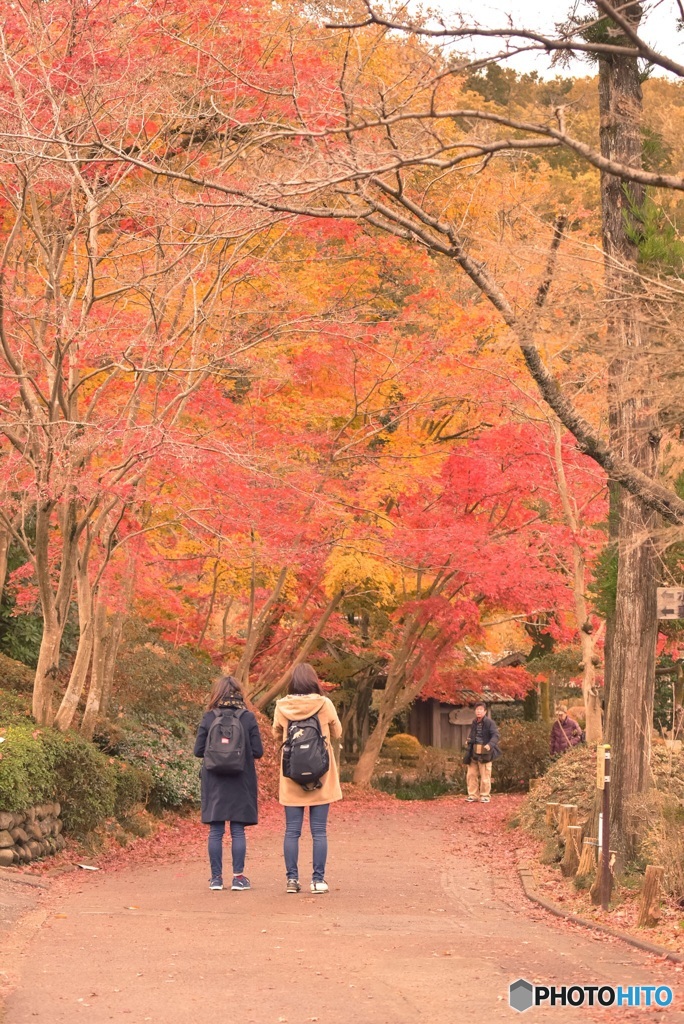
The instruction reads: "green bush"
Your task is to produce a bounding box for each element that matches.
[493,720,553,793]
[116,725,200,810]
[0,687,32,726]
[0,724,57,811]
[112,761,153,818]
[40,730,117,836]
[0,725,152,838]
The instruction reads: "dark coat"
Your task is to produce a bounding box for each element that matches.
[463,715,501,764]
[550,716,582,756]
[194,705,263,825]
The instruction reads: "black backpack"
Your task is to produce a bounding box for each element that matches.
[282,714,330,791]
[203,708,247,775]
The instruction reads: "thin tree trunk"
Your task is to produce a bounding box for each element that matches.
[353,706,394,787]
[100,609,125,717]
[597,1,660,858]
[0,526,10,604]
[54,549,95,732]
[80,599,109,740]
[32,499,79,725]
[235,566,288,694]
[552,420,603,743]
[253,590,343,710]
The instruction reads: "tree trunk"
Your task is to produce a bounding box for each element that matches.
[253,590,343,710]
[32,619,64,725]
[0,526,10,604]
[552,419,603,743]
[598,1,659,858]
[235,566,288,695]
[353,707,393,787]
[32,499,79,725]
[100,609,126,717]
[80,599,110,740]
[54,550,95,732]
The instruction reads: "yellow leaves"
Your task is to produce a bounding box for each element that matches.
[323,549,397,603]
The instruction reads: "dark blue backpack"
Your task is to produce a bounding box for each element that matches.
[203,709,247,775]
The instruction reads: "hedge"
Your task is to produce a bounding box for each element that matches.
[0,724,152,837]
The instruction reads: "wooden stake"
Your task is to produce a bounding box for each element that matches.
[591,851,615,906]
[576,838,598,881]
[545,802,559,827]
[637,865,665,928]
[560,825,583,877]
[558,804,578,833]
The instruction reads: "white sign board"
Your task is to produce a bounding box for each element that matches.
[657,588,684,620]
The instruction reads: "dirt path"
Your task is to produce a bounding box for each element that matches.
[4,798,682,1024]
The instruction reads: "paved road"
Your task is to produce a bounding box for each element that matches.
[4,800,682,1023]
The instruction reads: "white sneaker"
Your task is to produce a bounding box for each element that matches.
[310,880,329,894]
[480,796,491,803]
[465,796,477,803]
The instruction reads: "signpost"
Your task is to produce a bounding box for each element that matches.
[657,587,684,620]
[596,744,611,910]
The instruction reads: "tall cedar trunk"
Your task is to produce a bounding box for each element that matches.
[598,2,659,858]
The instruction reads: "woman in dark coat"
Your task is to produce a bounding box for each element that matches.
[194,676,263,891]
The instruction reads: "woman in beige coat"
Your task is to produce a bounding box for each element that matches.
[272,664,342,894]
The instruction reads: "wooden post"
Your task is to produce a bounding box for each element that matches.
[591,850,615,906]
[560,825,583,877]
[637,865,665,927]
[601,746,611,910]
[576,838,598,881]
[545,802,559,827]
[558,804,578,833]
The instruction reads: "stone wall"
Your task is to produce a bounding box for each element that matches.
[0,803,65,867]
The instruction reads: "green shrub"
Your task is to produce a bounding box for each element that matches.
[0,725,149,838]
[112,761,153,818]
[382,733,422,761]
[41,730,117,837]
[0,654,34,693]
[372,771,454,801]
[395,779,452,801]
[0,724,57,811]
[0,687,32,726]
[116,725,200,810]
[493,720,552,793]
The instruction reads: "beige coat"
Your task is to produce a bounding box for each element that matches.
[272,694,343,807]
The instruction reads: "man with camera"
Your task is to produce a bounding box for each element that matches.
[463,702,501,804]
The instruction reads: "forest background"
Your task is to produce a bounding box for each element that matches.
[0,0,682,858]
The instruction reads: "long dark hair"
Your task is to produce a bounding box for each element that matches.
[207,675,244,710]
[288,663,324,696]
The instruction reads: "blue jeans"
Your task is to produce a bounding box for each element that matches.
[208,821,246,880]
[284,804,329,882]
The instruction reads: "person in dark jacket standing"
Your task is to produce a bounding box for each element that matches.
[194,676,263,891]
[463,702,501,804]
